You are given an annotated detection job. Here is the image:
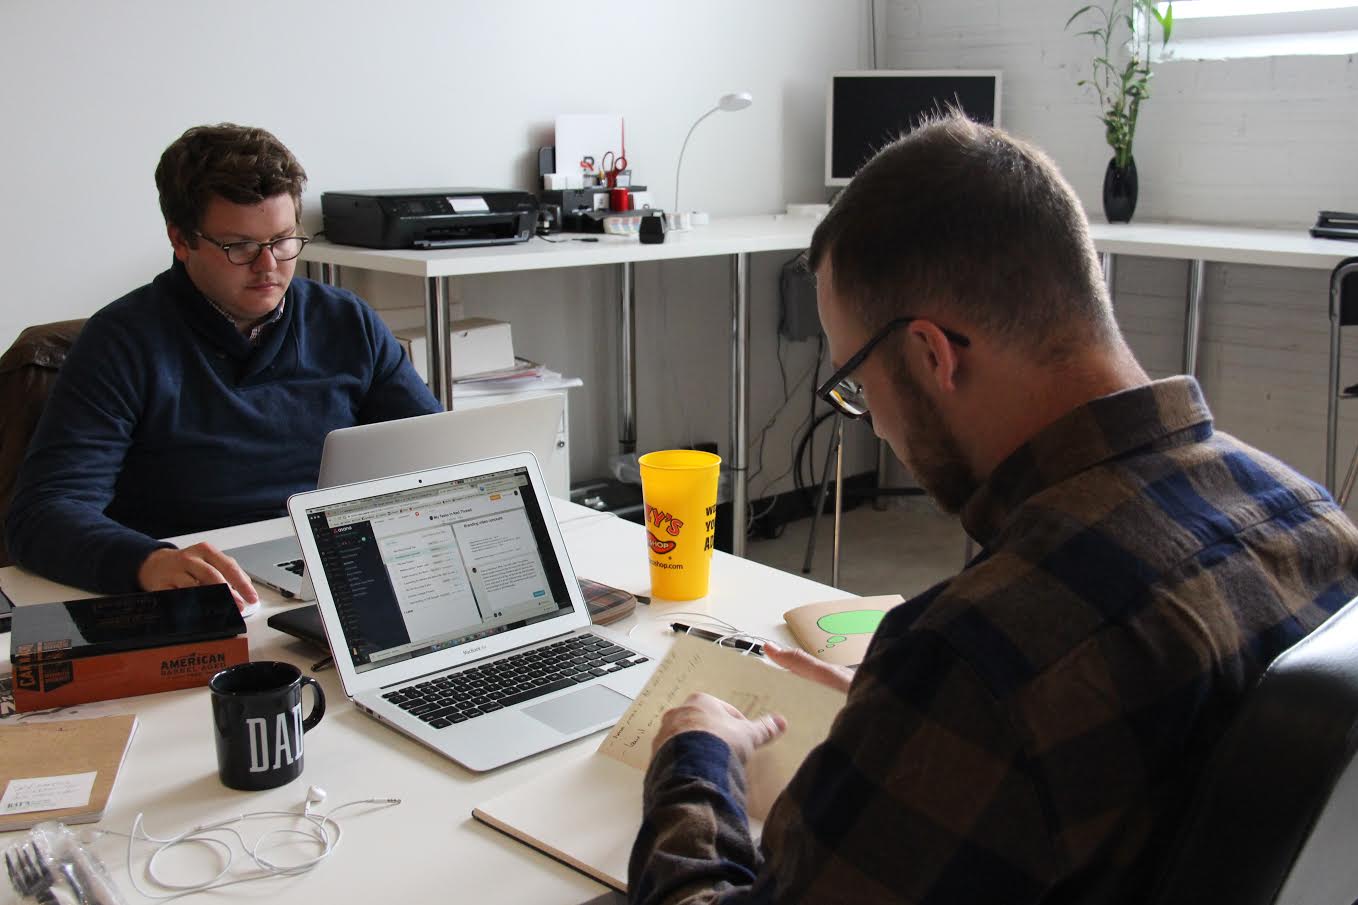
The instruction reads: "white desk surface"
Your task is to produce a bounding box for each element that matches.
[300,215,821,278]
[0,501,846,905]
[1086,221,1356,270]
[301,214,1358,277]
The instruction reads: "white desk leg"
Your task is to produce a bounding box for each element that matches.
[730,253,750,557]
[619,263,637,455]
[1184,260,1205,376]
[1101,252,1116,296]
[425,276,454,410]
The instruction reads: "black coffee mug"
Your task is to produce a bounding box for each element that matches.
[209,661,325,791]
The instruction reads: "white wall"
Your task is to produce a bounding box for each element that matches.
[881,0,1358,506]
[0,0,879,498]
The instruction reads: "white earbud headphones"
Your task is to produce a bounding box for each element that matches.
[83,785,400,901]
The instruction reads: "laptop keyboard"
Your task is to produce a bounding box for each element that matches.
[381,633,649,729]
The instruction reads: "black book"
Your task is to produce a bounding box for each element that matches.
[11,584,245,662]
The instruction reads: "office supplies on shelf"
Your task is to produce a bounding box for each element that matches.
[670,621,763,655]
[783,595,903,667]
[320,188,537,249]
[472,634,845,891]
[0,714,138,832]
[9,587,248,711]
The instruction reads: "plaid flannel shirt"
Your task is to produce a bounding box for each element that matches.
[630,377,1358,905]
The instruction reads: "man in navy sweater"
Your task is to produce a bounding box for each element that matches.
[5,124,439,607]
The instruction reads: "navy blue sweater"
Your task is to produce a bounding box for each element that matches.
[6,261,440,593]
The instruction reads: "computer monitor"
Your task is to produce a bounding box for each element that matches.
[825,70,1002,188]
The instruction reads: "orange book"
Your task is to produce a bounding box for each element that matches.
[10,585,249,711]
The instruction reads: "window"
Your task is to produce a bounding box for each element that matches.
[1155,0,1358,58]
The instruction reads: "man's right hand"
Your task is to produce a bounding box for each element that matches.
[137,543,259,612]
[764,642,855,694]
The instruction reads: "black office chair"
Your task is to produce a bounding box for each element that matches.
[1148,596,1358,905]
[1327,257,1358,504]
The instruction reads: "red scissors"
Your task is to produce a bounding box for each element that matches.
[601,122,629,187]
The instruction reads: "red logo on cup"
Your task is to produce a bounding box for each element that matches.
[647,532,676,555]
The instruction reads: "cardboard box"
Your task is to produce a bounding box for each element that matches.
[395,317,515,383]
[9,585,249,711]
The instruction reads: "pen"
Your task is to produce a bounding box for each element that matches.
[670,621,765,656]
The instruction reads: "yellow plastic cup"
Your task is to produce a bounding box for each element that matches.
[638,450,721,601]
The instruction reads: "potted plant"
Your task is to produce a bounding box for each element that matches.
[1067,0,1174,222]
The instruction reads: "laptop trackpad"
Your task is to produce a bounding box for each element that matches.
[524,685,631,735]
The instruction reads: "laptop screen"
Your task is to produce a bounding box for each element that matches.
[303,465,574,673]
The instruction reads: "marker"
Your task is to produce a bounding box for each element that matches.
[670,621,765,656]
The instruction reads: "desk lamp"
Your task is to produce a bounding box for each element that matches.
[673,91,754,216]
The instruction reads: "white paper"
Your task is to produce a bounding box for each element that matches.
[0,771,97,816]
[598,635,845,819]
[555,114,624,181]
[449,195,489,213]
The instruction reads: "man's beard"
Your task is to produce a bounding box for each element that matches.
[892,371,978,514]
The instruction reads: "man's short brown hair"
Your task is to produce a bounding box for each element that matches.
[155,123,307,236]
[808,112,1115,357]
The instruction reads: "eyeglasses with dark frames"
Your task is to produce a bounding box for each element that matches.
[816,316,971,419]
[194,232,311,266]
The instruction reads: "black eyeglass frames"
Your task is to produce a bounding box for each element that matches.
[816,316,970,419]
[194,232,311,266]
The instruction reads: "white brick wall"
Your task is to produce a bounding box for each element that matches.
[883,0,1358,509]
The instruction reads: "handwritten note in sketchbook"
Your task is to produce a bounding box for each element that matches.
[598,634,846,819]
[472,635,848,890]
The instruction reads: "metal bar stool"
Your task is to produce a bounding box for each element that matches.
[1326,257,1358,504]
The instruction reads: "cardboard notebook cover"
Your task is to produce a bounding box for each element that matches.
[0,714,139,832]
[782,595,904,667]
[472,635,846,891]
[10,585,248,711]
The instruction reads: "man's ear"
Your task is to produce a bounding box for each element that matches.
[167,224,192,263]
[907,320,962,394]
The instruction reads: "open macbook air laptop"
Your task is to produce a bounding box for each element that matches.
[230,394,565,600]
[287,452,655,771]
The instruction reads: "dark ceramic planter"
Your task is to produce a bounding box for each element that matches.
[1102,156,1139,223]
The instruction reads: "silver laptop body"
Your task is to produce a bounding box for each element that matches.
[287,452,654,772]
[232,395,565,600]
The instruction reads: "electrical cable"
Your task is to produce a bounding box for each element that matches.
[83,791,400,902]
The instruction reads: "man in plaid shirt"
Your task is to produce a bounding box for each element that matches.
[627,114,1358,904]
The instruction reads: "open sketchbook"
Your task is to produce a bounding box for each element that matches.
[472,634,846,891]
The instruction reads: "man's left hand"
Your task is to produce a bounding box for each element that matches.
[652,692,787,763]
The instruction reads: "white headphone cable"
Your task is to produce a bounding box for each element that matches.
[84,794,399,901]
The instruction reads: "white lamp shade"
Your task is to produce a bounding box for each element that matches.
[718,91,754,112]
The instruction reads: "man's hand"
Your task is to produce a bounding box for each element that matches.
[652,692,787,763]
[764,642,855,694]
[137,543,259,612]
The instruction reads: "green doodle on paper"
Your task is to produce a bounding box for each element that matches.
[816,610,885,646]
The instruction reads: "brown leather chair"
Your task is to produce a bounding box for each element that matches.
[0,319,86,566]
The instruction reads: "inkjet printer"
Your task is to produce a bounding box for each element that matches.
[320,188,538,249]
